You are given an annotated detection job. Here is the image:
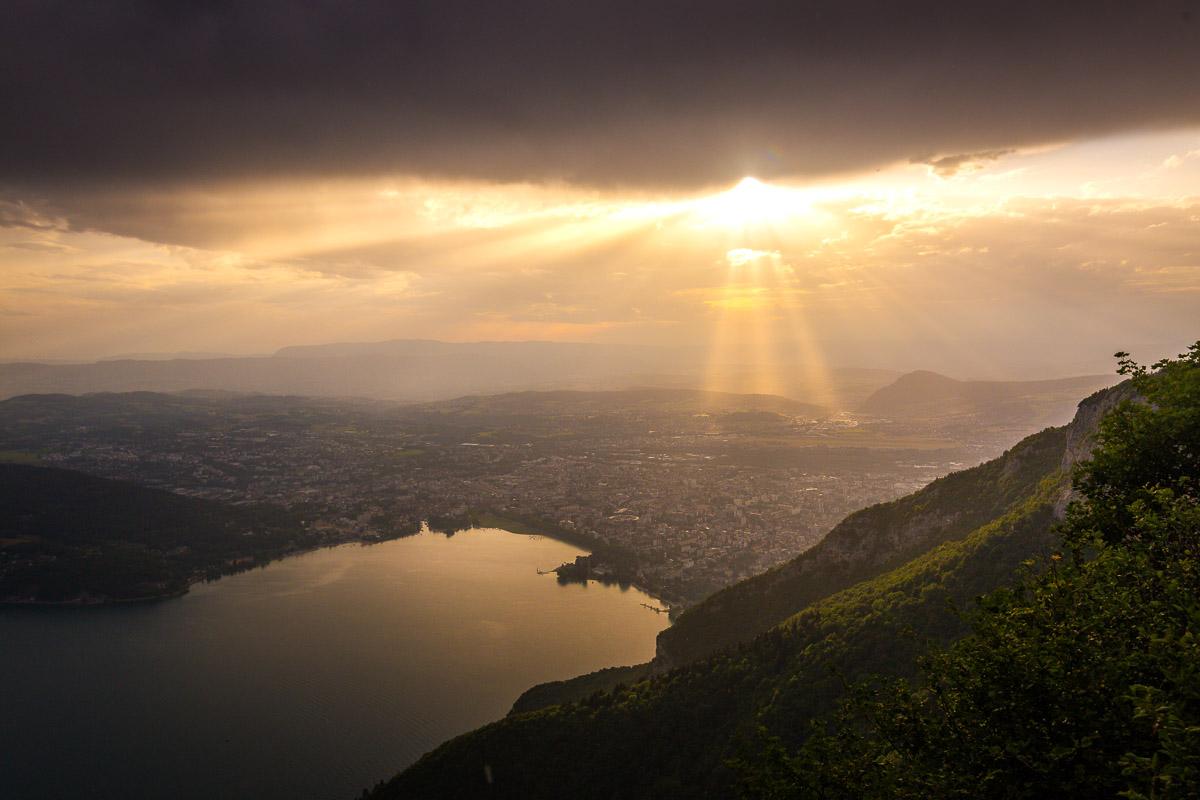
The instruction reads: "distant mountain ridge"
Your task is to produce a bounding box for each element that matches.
[0,339,1115,420]
[407,387,827,419]
[272,338,654,359]
[859,369,1116,425]
[0,340,686,402]
[98,351,253,361]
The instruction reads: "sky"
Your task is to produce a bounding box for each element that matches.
[1,1,1198,378]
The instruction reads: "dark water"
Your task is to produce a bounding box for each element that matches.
[0,528,668,800]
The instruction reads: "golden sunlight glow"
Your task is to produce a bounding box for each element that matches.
[693,176,812,229]
[4,128,1198,381]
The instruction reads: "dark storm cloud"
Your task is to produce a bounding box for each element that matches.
[2,0,1199,189]
[918,150,1016,177]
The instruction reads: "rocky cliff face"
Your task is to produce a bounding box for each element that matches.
[1053,382,1136,515]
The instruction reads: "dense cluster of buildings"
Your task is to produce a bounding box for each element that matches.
[15,395,962,609]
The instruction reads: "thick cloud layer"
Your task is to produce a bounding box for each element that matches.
[2,0,1199,188]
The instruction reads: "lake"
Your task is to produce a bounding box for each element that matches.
[0,527,669,800]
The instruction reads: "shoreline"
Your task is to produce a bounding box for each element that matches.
[0,587,189,607]
[0,531,418,609]
[2,516,679,615]
[468,508,679,615]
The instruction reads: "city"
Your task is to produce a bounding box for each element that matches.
[0,388,1020,609]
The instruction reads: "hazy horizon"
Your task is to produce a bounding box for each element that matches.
[0,333,1144,385]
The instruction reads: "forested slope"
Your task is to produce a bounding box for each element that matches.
[0,464,309,602]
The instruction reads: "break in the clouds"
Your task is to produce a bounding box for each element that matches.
[2,131,1198,376]
[2,0,1200,189]
[918,150,1016,178]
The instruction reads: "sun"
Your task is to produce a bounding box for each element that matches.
[733,175,767,193]
[693,176,808,229]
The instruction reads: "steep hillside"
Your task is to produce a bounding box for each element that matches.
[366,383,1129,799]
[510,663,654,716]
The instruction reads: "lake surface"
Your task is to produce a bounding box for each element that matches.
[0,527,669,800]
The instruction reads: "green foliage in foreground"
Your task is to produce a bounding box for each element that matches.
[741,343,1200,800]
